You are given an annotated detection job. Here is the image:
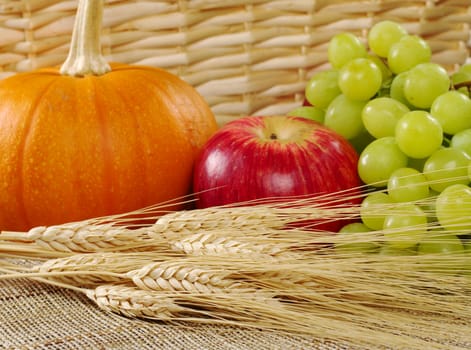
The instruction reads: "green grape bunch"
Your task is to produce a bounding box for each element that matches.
[288,20,471,264]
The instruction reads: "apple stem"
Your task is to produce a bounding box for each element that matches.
[270,133,278,140]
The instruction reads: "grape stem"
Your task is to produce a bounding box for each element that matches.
[452,80,471,93]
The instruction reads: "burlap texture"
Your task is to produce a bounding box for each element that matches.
[0,276,351,350]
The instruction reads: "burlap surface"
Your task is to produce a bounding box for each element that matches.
[0,277,350,350]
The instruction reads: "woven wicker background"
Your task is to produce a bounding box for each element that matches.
[1,0,470,123]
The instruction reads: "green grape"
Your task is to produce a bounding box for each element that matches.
[417,231,466,273]
[387,167,430,203]
[423,148,471,192]
[335,222,379,253]
[338,58,382,101]
[367,20,408,58]
[395,110,443,159]
[435,184,471,233]
[403,63,450,109]
[451,71,471,85]
[465,240,471,251]
[361,97,409,138]
[430,91,471,135]
[378,244,417,256]
[462,240,471,276]
[450,128,471,158]
[360,191,394,230]
[358,137,408,187]
[324,94,366,140]
[304,69,341,109]
[287,106,325,123]
[339,222,372,233]
[451,71,471,96]
[419,189,440,223]
[387,35,431,74]
[418,232,465,254]
[458,63,471,75]
[452,71,471,85]
[390,72,415,109]
[452,65,471,96]
[383,203,428,249]
[328,32,367,69]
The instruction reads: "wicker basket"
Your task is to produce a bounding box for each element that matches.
[1,0,470,124]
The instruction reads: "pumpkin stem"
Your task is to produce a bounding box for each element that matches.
[60,0,111,77]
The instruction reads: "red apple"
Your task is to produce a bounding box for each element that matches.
[192,115,362,232]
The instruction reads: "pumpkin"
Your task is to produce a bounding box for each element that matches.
[0,0,218,231]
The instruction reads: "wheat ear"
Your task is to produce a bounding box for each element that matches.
[127,260,239,293]
[29,252,157,287]
[29,224,165,252]
[154,206,284,235]
[86,284,186,320]
[168,231,287,258]
[0,223,167,256]
[84,283,461,350]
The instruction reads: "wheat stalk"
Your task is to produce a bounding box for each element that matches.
[2,246,471,349]
[0,204,306,256]
[0,203,349,258]
[1,252,189,288]
[82,279,470,350]
[30,253,149,287]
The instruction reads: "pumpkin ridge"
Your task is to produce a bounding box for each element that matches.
[118,69,196,204]
[129,68,202,152]
[112,68,207,210]
[16,75,60,229]
[103,76,149,210]
[89,76,116,214]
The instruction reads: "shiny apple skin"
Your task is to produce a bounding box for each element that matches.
[193,115,362,231]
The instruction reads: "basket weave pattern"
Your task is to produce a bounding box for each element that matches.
[1,0,470,123]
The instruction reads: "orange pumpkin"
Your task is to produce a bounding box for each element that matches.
[0,0,218,231]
